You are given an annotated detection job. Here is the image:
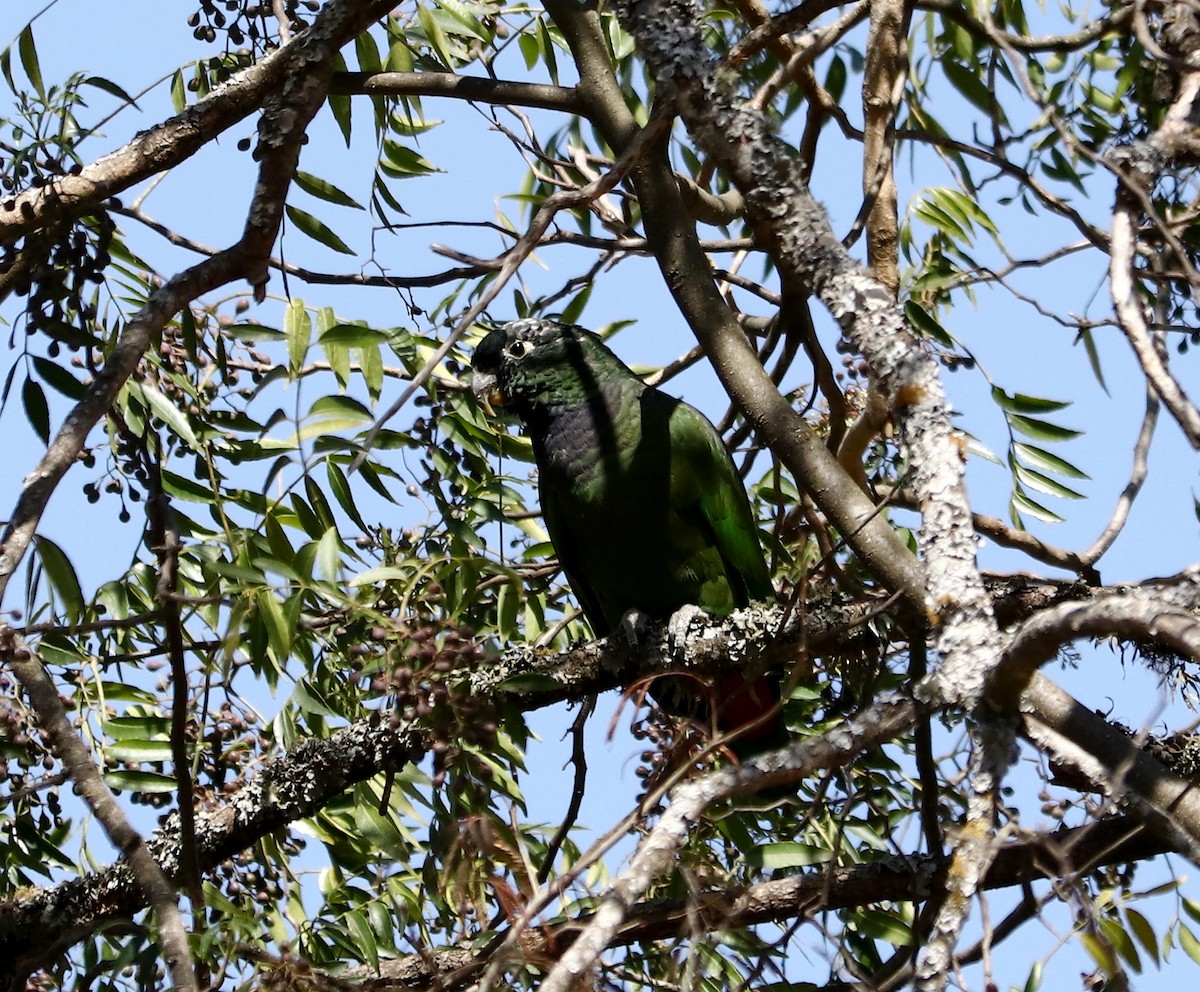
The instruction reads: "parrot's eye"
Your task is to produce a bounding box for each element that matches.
[507,340,529,360]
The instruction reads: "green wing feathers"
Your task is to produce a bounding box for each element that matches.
[667,401,773,608]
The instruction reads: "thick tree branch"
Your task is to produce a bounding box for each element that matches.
[341,815,1170,991]
[612,4,1005,985]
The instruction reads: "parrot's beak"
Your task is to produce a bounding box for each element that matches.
[471,370,504,417]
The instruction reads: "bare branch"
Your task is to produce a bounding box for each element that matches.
[331,71,584,115]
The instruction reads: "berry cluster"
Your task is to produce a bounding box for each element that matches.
[4,208,114,355]
[187,1,321,52]
[370,621,498,792]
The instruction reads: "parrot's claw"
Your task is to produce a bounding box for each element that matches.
[617,608,655,655]
[667,604,707,655]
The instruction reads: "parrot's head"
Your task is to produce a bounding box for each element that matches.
[471,319,626,418]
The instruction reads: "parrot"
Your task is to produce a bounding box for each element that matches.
[471,317,785,757]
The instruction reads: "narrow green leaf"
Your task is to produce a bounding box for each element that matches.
[381,140,442,178]
[105,739,175,763]
[318,323,390,348]
[141,382,200,450]
[1076,327,1109,393]
[1014,442,1090,480]
[1100,917,1142,972]
[853,908,913,946]
[1182,924,1200,965]
[1013,463,1085,500]
[328,51,351,145]
[257,590,293,663]
[1125,909,1160,967]
[1011,488,1065,524]
[34,536,84,622]
[991,386,1071,414]
[285,299,312,374]
[1008,414,1082,442]
[417,5,455,68]
[328,462,368,531]
[315,526,341,583]
[103,770,177,794]
[349,566,409,586]
[943,59,1004,122]
[354,29,382,73]
[170,69,186,111]
[18,25,43,97]
[360,343,384,400]
[294,171,365,210]
[497,580,518,639]
[742,842,833,868]
[22,377,49,444]
[904,300,955,347]
[83,75,139,107]
[310,394,372,422]
[32,356,85,400]
[286,204,354,255]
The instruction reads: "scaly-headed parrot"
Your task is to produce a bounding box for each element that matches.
[471,318,784,755]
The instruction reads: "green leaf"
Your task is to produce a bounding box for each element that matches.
[347,907,380,972]
[103,770,177,794]
[494,673,564,694]
[742,842,833,868]
[22,377,49,444]
[141,382,200,451]
[294,171,364,210]
[32,356,85,400]
[1014,442,1090,480]
[84,75,139,108]
[257,590,294,663]
[18,25,43,97]
[1181,924,1200,965]
[1013,463,1085,500]
[1011,488,1064,524]
[360,343,384,400]
[354,28,383,73]
[497,580,518,640]
[349,566,410,586]
[903,300,955,347]
[417,4,455,68]
[328,462,368,531]
[315,526,341,583]
[105,739,175,763]
[381,140,442,178]
[991,387,1071,414]
[34,536,84,622]
[318,323,390,348]
[853,908,913,946]
[1125,908,1160,967]
[170,69,186,112]
[943,60,1005,123]
[286,299,312,374]
[1076,327,1109,393]
[1008,414,1082,443]
[327,51,352,145]
[286,204,355,255]
[1100,917,1142,973]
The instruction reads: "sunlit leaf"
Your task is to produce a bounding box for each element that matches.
[286,204,355,255]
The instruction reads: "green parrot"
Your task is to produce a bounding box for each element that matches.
[471,318,784,756]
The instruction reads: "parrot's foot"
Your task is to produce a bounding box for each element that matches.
[667,604,707,655]
[616,608,655,655]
